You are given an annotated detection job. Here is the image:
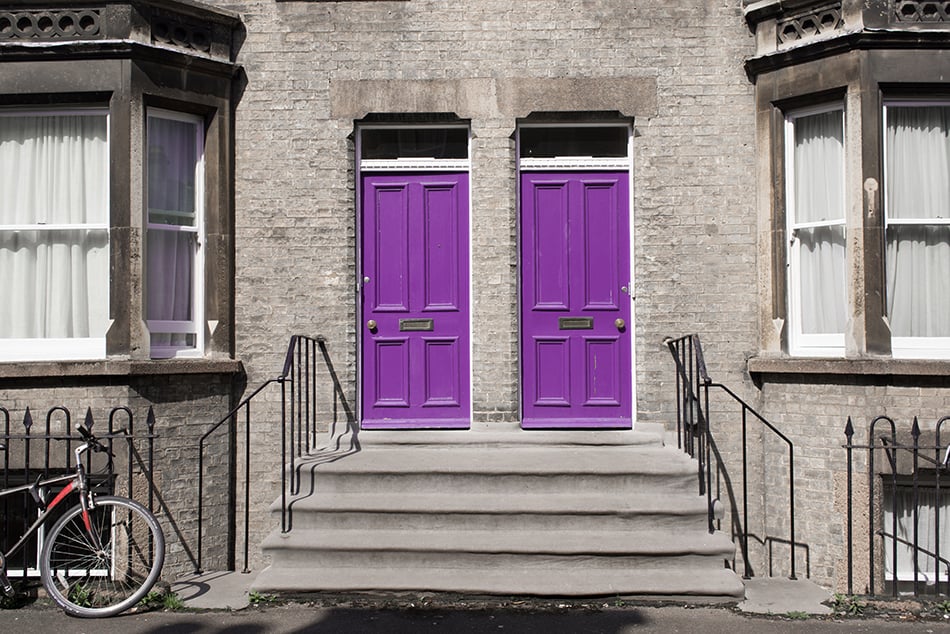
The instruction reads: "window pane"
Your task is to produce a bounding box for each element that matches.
[886,106,950,222]
[146,228,194,323]
[146,110,202,357]
[798,225,847,334]
[0,113,109,342]
[886,225,950,337]
[788,108,846,344]
[148,116,198,226]
[885,105,950,338]
[520,126,628,158]
[884,485,950,581]
[793,110,844,224]
[361,128,468,160]
[0,229,109,339]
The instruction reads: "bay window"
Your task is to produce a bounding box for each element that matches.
[146,110,205,359]
[0,110,110,361]
[884,103,950,358]
[785,106,847,356]
[0,0,237,370]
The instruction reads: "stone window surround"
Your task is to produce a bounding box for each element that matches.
[749,47,950,376]
[0,2,240,377]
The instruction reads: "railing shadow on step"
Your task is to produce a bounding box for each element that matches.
[664,334,798,580]
[195,335,357,574]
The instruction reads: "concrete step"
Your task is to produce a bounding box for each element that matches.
[260,433,743,600]
[277,491,711,532]
[262,527,736,571]
[351,427,665,448]
[291,445,698,495]
[252,565,745,599]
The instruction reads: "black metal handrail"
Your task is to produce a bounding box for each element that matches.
[844,415,949,597]
[664,334,797,580]
[195,334,353,574]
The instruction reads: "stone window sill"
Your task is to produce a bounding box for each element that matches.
[0,358,244,380]
[747,356,950,378]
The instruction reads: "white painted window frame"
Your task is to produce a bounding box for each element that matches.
[883,99,950,359]
[0,107,110,362]
[784,103,847,357]
[145,108,206,359]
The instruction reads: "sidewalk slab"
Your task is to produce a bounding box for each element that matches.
[738,578,832,615]
[172,570,258,610]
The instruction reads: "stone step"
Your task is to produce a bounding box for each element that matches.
[262,527,736,571]
[252,565,746,599]
[260,434,744,600]
[277,491,711,532]
[292,445,698,495]
[350,427,665,448]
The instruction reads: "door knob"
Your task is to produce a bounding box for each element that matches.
[615,318,625,330]
[367,319,377,330]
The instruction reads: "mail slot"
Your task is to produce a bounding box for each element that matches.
[559,317,594,330]
[400,318,434,332]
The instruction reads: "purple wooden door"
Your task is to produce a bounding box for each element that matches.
[521,172,632,428]
[361,173,471,429]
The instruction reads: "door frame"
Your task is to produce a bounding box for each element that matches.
[515,120,638,428]
[355,122,474,429]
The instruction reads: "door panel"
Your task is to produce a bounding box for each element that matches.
[521,171,632,428]
[361,173,470,429]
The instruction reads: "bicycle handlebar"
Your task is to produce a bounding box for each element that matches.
[74,425,127,458]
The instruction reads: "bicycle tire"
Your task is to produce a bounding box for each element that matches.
[40,495,165,618]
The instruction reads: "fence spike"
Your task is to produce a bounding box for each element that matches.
[83,407,95,433]
[22,407,32,431]
[911,416,921,440]
[845,416,854,440]
[146,406,156,432]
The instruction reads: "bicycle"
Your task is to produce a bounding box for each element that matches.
[0,426,165,617]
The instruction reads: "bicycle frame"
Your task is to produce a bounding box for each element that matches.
[0,440,102,592]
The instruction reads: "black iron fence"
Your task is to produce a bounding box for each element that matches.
[0,405,156,578]
[195,334,354,574]
[664,334,798,580]
[844,415,949,597]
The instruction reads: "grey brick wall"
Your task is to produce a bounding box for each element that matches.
[211,0,761,572]
[0,373,236,580]
[15,0,942,595]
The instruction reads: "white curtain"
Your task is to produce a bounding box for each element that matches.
[884,487,950,582]
[793,110,846,335]
[0,114,109,340]
[146,115,198,352]
[886,106,950,338]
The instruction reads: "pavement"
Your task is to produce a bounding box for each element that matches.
[169,570,837,616]
[3,572,950,632]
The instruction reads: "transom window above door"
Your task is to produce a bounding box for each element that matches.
[518,124,631,170]
[358,125,470,171]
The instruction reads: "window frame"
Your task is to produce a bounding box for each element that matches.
[882,98,950,359]
[0,107,111,362]
[144,107,206,360]
[784,103,848,357]
[883,476,950,585]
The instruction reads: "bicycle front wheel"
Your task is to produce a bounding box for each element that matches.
[40,495,165,617]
